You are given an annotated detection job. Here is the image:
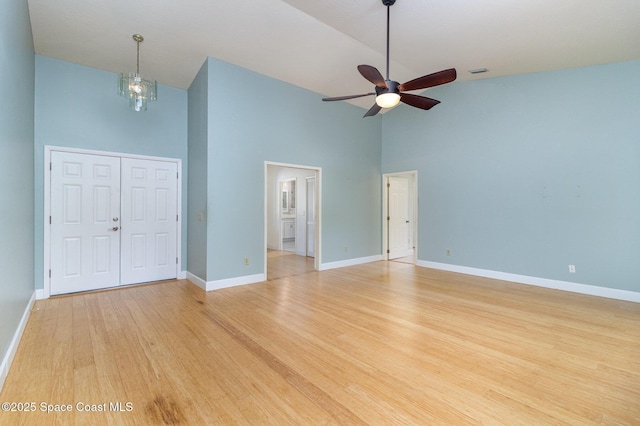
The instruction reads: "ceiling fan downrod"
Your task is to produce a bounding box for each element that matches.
[382,0,396,80]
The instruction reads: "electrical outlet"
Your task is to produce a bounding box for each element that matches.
[568,264,576,273]
[197,212,204,221]
[446,249,451,256]
[244,257,249,266]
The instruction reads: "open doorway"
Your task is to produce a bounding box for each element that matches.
[383,171,417,264]
[265,162,321,280]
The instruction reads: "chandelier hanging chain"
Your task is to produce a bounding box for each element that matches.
[133,34,144,75]
[136,39,140,74]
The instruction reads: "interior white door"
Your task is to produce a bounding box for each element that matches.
[50,152,121,295]
[388,176,410,259]
[306,177,316,257]
[120,158,178,285]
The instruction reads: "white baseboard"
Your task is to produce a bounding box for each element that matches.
[186,272,207,290]
[186,254,383,292]
[0,292,36,393]
[177,270,187,279]
[418,260,640,303]
[319,254,383,271]
[186,272,266,292]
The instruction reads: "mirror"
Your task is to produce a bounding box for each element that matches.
[281,189,288,211]
[280,178,296,214]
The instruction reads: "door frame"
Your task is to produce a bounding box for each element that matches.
[382,171,418,263]
[43,146,183,298]
[305,176,316,257]
[264,161,321,275]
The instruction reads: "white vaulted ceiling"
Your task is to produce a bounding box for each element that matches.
[27,0,640,110]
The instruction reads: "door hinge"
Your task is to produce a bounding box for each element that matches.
[49,216,51,224]
[177,172,179,179]
[387,216,390,221]
[176,214,179,222]
[387,182,390,188]
[49,269,51,278]
[50,162,52,171]
[176,257,178,265]
[386,249,390,254]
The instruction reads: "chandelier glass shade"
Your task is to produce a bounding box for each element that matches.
[118,34,157,111]
[118,72,157,111]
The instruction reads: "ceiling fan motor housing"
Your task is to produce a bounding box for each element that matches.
[382,0,396,6]
[376,80,400,96]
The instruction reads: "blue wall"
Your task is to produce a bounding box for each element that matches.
[382,60,640,292]
[188,57,382,282]
[34,55,188,289]
[187,60,209,279]
[0,0,35,373]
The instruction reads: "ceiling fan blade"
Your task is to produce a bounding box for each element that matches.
[398,68,457,92]
[357,65,387,88]
[322,93,375,102]
[400,93,440,110]
[363,104,382,118]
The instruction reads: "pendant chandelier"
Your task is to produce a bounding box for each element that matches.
[118,34,157,112]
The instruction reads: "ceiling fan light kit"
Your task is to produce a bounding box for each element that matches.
[376,92,400,108]
[118,34,157,112]
[322,0,457,118]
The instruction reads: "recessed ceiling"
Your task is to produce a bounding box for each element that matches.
[27,0,640,110]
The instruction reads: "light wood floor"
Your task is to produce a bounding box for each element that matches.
[1,259,639,425]
[266,249,315,281]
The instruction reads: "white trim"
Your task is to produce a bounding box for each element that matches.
[187,272,267,292]
[175,160,183,287]
[305,176,317,258]
[418,260,640,303]
[43,145,183,298]
[319,255,383,271]
[0,292,36,393]
[177,270,187,280]
[44,145,180,163]
[186,272,207,291]
[42,147,51,299]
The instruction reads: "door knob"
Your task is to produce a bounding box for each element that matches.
[113,217,119,222]
[111,226,119,231]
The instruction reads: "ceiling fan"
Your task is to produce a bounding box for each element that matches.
[322,0,457,118]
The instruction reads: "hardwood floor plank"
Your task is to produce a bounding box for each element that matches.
[1,260,639,424]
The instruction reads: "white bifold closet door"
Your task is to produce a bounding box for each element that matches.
[120,158,177,285]
[50,151,178,295]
